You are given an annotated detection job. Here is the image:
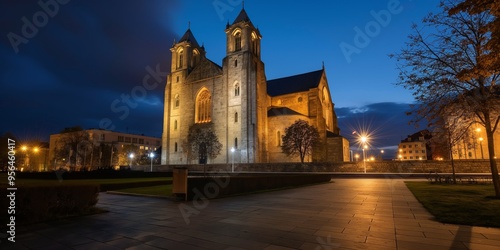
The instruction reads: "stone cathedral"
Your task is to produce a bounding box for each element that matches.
[161,9,349,165]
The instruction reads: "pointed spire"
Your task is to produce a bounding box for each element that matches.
[188,21,190,29]
[322,61,325,70]
[178,28,200,48]
[232,7,253,26]
[242,0,244,9]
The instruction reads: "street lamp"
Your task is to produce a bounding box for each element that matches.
[149,152,155,172]
[360,136,368,173]
[355,154,360,161]
[230,147,235,172]
[479,137,484,159]
[129,153,134,167]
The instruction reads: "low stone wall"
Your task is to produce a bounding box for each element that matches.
[133,160,499,173]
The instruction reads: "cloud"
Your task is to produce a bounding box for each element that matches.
[0,1,179,140]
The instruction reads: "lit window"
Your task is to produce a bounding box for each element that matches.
[234,83,240,96]
[234,31,241,51]
[174,94,180,108]
[178,49,183,68]
[195,89,212,123]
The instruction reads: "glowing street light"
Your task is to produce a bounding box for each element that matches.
[129,153,135,167]
[149,152,155,172]
[231,147,235,172]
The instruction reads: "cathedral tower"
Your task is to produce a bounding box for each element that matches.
[223,8,268,163]
[162,29,207,164]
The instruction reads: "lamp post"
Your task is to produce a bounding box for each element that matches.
[479,137,484,159]
[230,147,235,172]
[129,153,134,168]
[149,152,155,172]
[361,136,367,173]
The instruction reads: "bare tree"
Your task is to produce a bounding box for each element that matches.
[53,126,91,171]
[182,124,222,164]
[391,1,500,196]
[281,119,320,163]
[451,0,500,76]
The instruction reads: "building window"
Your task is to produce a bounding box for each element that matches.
[132,138,137,143]
[298,97,303,103]
[178,49,183,68]
[125,137,131,143]
[156,141,161,146]
[139,139,144,144]
[175,142,178,152]
[174,94,180,108]
[251,31,259,55]
[234,31,241,51]
[234,137,238,149]
[118,136,124,142]
[234,60,238,67]
[235,112,238,123]
[174,120,178,130]
[234,83,240,96]
[176,76,179,82]
[99,134,105,141]
[277,131,281,146]
[195,89,212,123]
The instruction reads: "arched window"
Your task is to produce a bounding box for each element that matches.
[234,31,241,51]
[251,31,258,55]
[192,49,199,67]
[174,142,178,152]
[235,112,238,123]
[195,89,211,123]
[277,131,281,146]
[174,94,179,108]
[234,82,240,96]
[174,120,177,130]
[234,60,238,67]
[178,49,184,69]
[234,137,238,149]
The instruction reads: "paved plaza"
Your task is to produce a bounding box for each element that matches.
[6,178,500,249]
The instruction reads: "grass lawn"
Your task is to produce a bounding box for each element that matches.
[405,182,500,228]
[113,185,172,198]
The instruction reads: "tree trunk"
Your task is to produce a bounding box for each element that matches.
[484,115,500,197]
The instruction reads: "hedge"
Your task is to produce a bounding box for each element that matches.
[0,184,99,225]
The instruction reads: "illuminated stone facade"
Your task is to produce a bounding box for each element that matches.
[161,9,348,164]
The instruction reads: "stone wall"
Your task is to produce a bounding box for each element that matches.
[133,160,500,173]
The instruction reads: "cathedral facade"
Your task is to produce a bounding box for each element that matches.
[161,9,349,165]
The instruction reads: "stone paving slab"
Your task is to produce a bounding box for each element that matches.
[2,178,500,249]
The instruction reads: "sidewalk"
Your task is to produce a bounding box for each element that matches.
[5,179,500,249]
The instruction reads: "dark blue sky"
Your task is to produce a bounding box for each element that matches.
[1,0,440,157]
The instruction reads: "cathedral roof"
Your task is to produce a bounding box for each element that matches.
[232,8,253,26]
[267,107,304,117]
[178,28,201,48]
[267,69,324,96]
